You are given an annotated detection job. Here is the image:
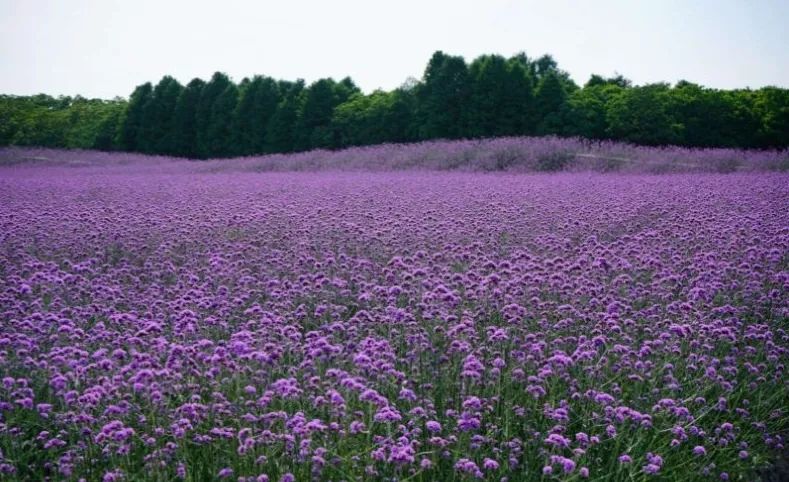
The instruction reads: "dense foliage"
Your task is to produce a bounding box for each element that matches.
[1,154,788,481]
[2,51,787,157]
[0,95,125,151]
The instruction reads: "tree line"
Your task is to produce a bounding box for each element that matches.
[2,51,787,157]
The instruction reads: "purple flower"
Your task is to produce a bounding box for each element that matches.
[454,458,482,478]
[560,457,576,473]
[457,414,480,431]
[544,433,571,449]
[426,421,442,433]
[374,406,402,423]
[2,146,787,482]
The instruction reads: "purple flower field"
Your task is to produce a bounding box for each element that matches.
[1,135,787,174]
[0,146,788,481]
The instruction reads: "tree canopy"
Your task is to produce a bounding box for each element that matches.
[1,50,787,157]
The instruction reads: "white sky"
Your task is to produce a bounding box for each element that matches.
[1,0,787,99]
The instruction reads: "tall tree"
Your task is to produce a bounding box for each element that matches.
[331,88,416,147]
[172,78,205,158]
[92,103,124,151]
[233,75,281,155]
[295,78,360,150]
[606,83,683,145]
[415,51,471,139]
[206,83,239,157]
[534,72,568,134]
[265,80,305,153]
[670,81,737,147]
[562,83,624,139]
[119,82,152,151]
[466,54,535,137]
[138,76,183,154]
[195,72,234,158]
[752,87,789,148]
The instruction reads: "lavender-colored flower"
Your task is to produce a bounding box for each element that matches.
[454,458,483,478]
[643,463,661,475]
[559,457,576,473]
[426,421,442,433]
[0,150,786,482]
[544,433,571,449]
[483,458,499,471]
[374,406,402,423]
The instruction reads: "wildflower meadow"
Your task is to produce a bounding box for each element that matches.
[0,143,787,481]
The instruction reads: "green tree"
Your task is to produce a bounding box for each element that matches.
[138,76,183,154]
[534,71,568,134]
[92,101,125,151]
[295,77,360,150]
[265,80,305,153]
[63,97,125,149]
[331,88,416,147]
[233,75,281,155]
[752,87,789,147]
[669,81,736,147]
[195,72,234,158]
[206,83,239,157]
[562,83,625,139]
[2,49,788,154]
[171,78,205,158]
[606,83,683,145]
[586,74,631,89]
[119,83,152,151]
[415,51,471,139]
[466,55,535,137]
[10,98,70,147]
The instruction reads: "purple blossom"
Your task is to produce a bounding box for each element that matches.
[454,458,483,478]
[545,433,571,449]
[0,150,786,482]
[426,421,442,433]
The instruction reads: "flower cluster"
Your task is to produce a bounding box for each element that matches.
[0,159,787,481]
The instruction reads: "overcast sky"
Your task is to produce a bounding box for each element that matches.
[1,0,787,99]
